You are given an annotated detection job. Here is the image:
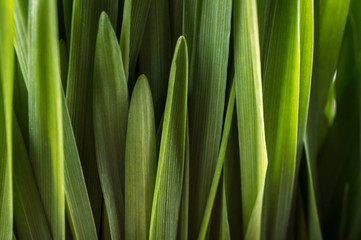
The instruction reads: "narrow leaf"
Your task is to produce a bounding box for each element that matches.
[198,80,235,239]
[66,0,119,230]
[261,0,300,239]
[0,0,14,238]
[13,115,52,239]
[187,1,232,237]
[120,0,152,85]
[29,0,65,237]
[125,76,157,239]
[93,12,129,240]
[233,0,268,238]
[138,0,172,124]
[149,36,188,239]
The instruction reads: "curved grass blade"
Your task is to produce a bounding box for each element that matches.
[29,0,65,237]
[120,0,152,85]
[125,76,157,239]
[233,0,268,238]
[93,12,129,240]
[0,0,14,238]
[138,0,172,124]
[149,36,188,240]
[13,115,52,240]
[261,0,299,239]
[198,80,235,240]
[187,1,232,237]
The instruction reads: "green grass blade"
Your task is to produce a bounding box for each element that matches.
[138,0,172,124]
[0,0,14,238]
[93,12,129,240]
[261,0,299,239]
[29,0,65,237]
[13,115,52,240]
[13,3,98,236]
[120,0,152,85]
[298,1,322,239]
[149,36,188,240]
[224,111,242,239]
[198,81,235,240]
[125,76,157,239]
[66,0,119,231]
[62,88,98,240]
[187,1,232,237]
[220,180,231,240]
[14,0,28,86]
[233,0,268,238]
[177,125,189,240]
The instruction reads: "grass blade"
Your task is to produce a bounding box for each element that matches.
[29,0,65,237]
[187,1,232,236]
[224,110,242,239]
[297,1,322,239]
[62,88,98,239]
[177,125,189,240]
[149,36,188,239]
[198,81,235,239]
[138,0,172,124]
[14,0,28,85]
[233,0,268,238]
[13,115,52,239]
[93,12,129,240]
[66,0,119,231]
[125,76,157,239]
[0,0,14,237]
[120,0,152,85]
[261,0,299,239]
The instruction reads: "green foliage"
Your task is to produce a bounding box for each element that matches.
[1,0,361,239]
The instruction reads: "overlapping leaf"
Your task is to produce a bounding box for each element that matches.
[233,0,268,238]
[125,75,156,239]
[186,1,232,237]
[149,36,188,239]
[261,0,299,239]
[0,0,14,238]
[93,12,129,240]
[29,0,65,237]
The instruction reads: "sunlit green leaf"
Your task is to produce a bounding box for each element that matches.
[29,0,65,237]
[149,36,188,239]
[261,0,299,239]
